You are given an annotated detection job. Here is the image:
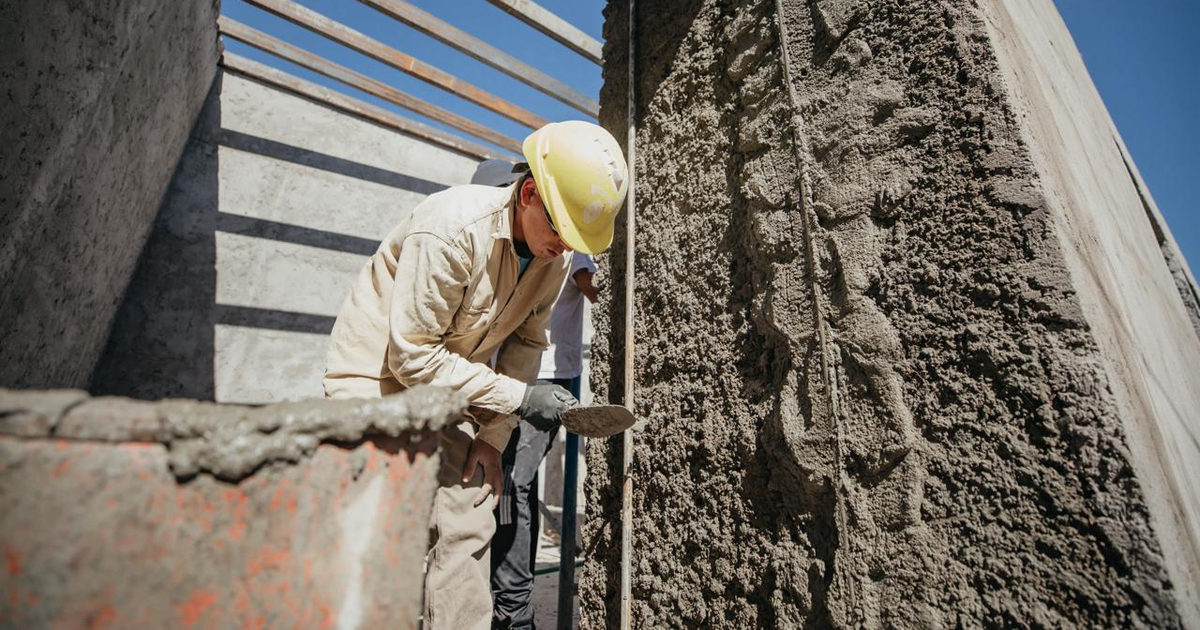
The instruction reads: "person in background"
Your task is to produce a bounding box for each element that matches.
[491,250,596,630]
[470,158,523,188]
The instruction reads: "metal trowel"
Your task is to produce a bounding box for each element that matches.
[561,404,637,438]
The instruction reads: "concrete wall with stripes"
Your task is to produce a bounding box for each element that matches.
[0,0,220,390]
[93,69,481,403]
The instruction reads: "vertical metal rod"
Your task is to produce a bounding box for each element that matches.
[619,0,637,627]
[557,377,582,629]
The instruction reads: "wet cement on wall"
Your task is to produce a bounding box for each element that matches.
[582,0,1188,626]
[0,0,221,389]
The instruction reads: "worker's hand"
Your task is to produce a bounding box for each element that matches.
[517,383,578,431]
[462,438,503,508]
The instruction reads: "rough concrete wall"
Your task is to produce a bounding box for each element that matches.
[93,70,481,403]
[980,4,1200,619]
[0,386,460,628]
[0,0,220,389]
[583,0,1195,626]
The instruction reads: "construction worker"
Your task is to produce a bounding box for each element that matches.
[491,250,596,629]
[323,120,629,630]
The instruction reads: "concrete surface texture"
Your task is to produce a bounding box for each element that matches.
[0,386,460,629]
[0,0,221,389]
[583,0,1199,626]
[93,69,481,403]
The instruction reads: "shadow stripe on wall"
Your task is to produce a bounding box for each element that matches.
[216,128,451,195]
[215,304,336,335]
[217,212,379,256]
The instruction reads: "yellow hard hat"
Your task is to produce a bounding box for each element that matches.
[522,121,629,254]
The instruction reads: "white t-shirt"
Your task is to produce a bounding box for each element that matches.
[538,252,596,380]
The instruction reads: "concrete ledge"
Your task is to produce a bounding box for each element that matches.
[0,387,461,628]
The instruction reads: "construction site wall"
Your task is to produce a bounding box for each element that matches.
[93,70,481,403]
[583,0,1200,627]
[0,0,221,389]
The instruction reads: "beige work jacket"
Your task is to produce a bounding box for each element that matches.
[323,183,570,451]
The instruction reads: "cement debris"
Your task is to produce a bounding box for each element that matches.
[582,0,1186,626]
[0,386,464,481]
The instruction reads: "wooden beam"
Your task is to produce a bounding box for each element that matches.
[220,52,516,161]
[240,0,548,130]
[481,0,602,65]
[356,0,599,118]
[219,17,522,154]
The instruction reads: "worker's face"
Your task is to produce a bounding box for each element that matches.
[519,178,570,258]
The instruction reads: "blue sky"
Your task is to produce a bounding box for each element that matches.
[223,0,1196,273]
[1057,0,1198,275]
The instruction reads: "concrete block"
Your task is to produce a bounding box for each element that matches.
[0,386,461,628]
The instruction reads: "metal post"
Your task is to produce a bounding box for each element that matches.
[619,0,637,626]
[557,376,582,629]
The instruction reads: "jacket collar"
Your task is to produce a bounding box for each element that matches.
[491,182,520,242]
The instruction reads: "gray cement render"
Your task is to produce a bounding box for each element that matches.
[0,0,221,389]
[583,0,1197,626]
[94,70,481,403]
[983,1,1200,620]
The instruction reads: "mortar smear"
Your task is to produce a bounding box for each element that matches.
[0,385,464,481]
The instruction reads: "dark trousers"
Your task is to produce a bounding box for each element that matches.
[490,378,570,630]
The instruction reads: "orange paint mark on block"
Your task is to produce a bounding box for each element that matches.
[87,604,119,629]
[228,518,246,541]
[269,483,286,511]
[177,589,219,627]
[226,488,249,541]
[4,545,21,576]
[234,588,251,613]
[50,459,71,478]
[245,548,290,577]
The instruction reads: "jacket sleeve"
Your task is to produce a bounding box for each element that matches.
[387,233,527,420]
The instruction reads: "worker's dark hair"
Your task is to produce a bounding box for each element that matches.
[516,171,533,189]
[509,170,534,209]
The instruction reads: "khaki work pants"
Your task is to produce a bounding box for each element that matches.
[424,419,497,629]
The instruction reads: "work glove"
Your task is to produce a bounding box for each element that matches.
[517,383,578,431]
